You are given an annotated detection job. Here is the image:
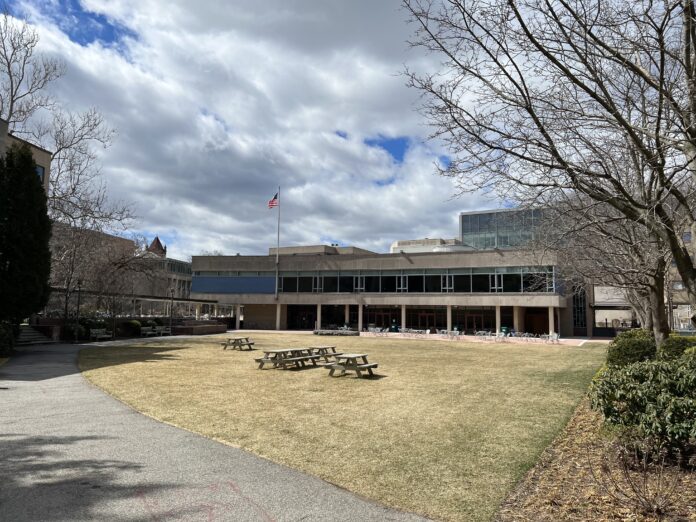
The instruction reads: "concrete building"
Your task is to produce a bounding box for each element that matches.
[190,209,591,335]
[0,118,52,191]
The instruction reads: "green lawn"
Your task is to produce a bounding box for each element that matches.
[79,333,606,521]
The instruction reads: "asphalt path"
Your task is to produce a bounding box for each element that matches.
[0,343,428,521]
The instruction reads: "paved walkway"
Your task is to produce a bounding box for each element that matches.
[0,343,427,521]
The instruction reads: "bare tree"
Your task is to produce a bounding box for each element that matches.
[404,0,696,322]
[0,11,62,130]
[537,199,674,343]
[0,10,130,229]
[0,10,135,319]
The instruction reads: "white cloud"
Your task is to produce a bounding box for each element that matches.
[18,0,498,260]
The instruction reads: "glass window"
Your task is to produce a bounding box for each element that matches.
[283,277,297,293]
[425,275,441,292]
[523,273,549,292]
[298,277,312,292]
[472,274,490,292]
[323,276,338,293]
[397,275,408,292]
[364,276,380,292]
[338,276,354,292]
[407,275,424,292]
[36,165,45,182]
[502,273,522,292]
[453,274,471,292]
[381,275,396,292]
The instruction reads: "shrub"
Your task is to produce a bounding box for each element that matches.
[684,346,696,360]
[658,336,696,360]
[0,321,14,356]
[606,329,656,367]
[145,319,158,328]
[120,320,141,336]
[590,357,696,457]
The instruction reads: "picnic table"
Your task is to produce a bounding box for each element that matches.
[326,353,378,378]
[307,345,342,362]
[221,337,255,351]
[255,348,320,369]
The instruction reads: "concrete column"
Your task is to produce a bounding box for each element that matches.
[446,305,452,331]
[235,304,241,330]
[513,306,521,332]
[344,304,350,325]
[548,306,555,334]
[358,304,363,332]
[401,305,407,329]
[495,305,501,333]
[195,304,201,320]
[316,304,322,330]
[213,305,218,317]
[276,303,282,330]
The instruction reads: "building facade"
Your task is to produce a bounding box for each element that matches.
[190,209,593,335]
[0,118,52,191]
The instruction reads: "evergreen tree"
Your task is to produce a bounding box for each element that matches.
[0,144,52,334]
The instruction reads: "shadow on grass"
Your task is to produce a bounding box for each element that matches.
[0,433,178,521]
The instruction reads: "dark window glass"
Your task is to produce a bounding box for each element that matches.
[453,275,471,292]
[407,275,424,292]
[503,273,522,292]
[298,277,313,292]
[381,275,396,292]
[338,276,353,292]
[323,276,338,293]
[424,275,441,292]
[283,277,297,292]
[364,276,380,292]
[523,273,548,292]
[472,274,490,292]
[36,165,45,182]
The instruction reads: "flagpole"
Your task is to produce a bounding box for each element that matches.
[275,185,280,300]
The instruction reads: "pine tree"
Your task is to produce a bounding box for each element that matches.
[0,144,52,339]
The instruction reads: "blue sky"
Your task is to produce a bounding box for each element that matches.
[14,0,496,259]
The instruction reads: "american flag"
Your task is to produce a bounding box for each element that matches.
[268,193,278,208]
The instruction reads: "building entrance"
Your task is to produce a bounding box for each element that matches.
[287,305,317,330]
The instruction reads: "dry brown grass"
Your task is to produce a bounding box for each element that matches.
[79,333,605,521]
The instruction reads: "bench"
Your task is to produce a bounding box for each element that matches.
[155,326,171,336]
[140,326,158,337]
[89,328,112,341]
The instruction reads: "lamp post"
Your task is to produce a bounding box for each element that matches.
[74,279,82,343]
[169,287,174,334]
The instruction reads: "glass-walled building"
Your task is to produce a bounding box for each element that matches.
[459,209,542,250]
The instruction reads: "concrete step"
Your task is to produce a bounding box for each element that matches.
[16,325,58,346]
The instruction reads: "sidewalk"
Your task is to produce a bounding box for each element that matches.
[0,343,427,521]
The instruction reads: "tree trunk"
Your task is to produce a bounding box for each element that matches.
[648,268,670,347]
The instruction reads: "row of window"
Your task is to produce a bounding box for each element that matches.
[279,272,554,294]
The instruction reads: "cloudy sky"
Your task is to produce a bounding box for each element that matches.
[14,0,497,260]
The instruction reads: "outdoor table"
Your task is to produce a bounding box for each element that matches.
[307,345,341,362]
[221,336,255,351]
[327,353,378,378]
[255,348,320,369]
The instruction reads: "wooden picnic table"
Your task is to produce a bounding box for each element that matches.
[307,345,342,362]
[221,336,255,351]
[327,353,378,378]
[255,348,320,369]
